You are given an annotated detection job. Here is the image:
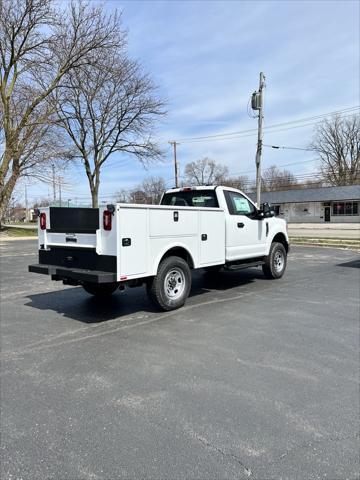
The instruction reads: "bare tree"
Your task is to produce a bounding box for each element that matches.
[0,0,122,219]
[55,52,165,207]
[115,176,166,205]
[140,176,166,204]
[128,189,149,204]
[184,158,228,186]
[310,114,360,186]
[33,197,51,208]
[301,178,325,189]
[115,188,130,203]
[221,175,250,192]
[262,165,298,191]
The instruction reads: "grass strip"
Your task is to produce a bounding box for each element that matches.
[0,227,38,237]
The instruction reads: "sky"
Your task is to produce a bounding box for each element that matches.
[23,0,359,205]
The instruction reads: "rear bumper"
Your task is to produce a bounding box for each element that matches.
[29,264,117,284]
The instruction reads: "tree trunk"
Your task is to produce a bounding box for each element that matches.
[91,188,98,208]
[86,171,100,208]
[0,167,21,224]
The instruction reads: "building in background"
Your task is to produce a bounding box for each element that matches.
[254,185,360,223]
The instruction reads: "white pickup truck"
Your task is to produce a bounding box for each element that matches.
[29,186,289,311]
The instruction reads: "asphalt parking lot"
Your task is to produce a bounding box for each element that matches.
[1,239,359,480]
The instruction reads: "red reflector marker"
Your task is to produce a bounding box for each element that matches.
[40,212,46,230]
[103,210,112,231]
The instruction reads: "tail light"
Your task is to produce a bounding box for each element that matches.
[103,210,112,231]
[39,212,46,230]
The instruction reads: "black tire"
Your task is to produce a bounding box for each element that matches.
[82,282,119,297]
[262,242,287,279]
[147,256,192,311]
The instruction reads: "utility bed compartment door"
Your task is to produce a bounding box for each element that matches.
[149,209,197,237]
[199,210,225,265]
[118,208,148,277]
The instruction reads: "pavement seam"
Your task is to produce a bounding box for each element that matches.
[190,432,253,477]
[268,432,360,467]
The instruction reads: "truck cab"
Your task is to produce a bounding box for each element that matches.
[161,185,288,262]
[29,186,289,311]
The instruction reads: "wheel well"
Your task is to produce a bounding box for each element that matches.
[160,247,194,268]
[272,232,289,252]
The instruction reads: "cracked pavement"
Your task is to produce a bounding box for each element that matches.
[1,240,359,479]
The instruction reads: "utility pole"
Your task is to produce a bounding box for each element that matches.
[52,163,56,202]
[24,184,28,221]
[58,177,62,207]
[251,72,266,207]
[169,141,179,188]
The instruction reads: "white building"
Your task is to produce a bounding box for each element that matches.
[257,185,360,224]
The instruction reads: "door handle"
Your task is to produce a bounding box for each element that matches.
[237,222,245,228]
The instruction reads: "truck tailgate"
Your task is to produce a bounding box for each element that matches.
[43,207,99,249]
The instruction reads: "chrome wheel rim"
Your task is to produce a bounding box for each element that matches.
[274,250,284,273]
[164,268,185,300]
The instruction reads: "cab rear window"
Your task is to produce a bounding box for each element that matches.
[161,190,219,208]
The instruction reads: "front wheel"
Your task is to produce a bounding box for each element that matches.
[262,242,287,279]
[82,282,119,297]
[147,256,192,311]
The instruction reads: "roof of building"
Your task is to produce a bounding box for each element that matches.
[248,185,360,204]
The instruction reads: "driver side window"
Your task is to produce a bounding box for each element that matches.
[225,191,256,217]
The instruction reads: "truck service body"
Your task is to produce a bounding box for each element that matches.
[29,186,289,311]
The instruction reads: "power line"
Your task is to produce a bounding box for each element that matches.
[263,144,315,152]
[226,157,320,177]
[172,106,359,144]
[178,112,359,145]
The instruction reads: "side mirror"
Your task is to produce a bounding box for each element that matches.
[260,202,274,218]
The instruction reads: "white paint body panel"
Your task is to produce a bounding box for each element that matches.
[45,232,97,249]
[113,204,225,280]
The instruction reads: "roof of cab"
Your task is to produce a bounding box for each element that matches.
[165,185,217,193]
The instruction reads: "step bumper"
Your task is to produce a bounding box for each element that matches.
[28,264,117,284]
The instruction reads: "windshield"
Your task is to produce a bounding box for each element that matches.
[161,190,219,208]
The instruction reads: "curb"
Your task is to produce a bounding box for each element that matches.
[0,235,38,242]
[290,242,359,252]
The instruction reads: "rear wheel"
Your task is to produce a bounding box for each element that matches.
[262,242,287,279]
[82,282,119,297]
[147,256,192,311]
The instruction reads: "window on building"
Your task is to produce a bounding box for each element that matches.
[332,202,359,215]
[273,205,281,216]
